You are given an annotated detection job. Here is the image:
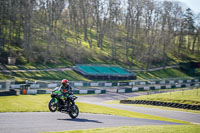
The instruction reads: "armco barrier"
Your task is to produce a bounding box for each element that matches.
[11,84,21,89]
[48,84,58,88]
[79,90,88,94]
[8,77,200,89]
[20,89,106,95]
[117,83,200,93]
[30,84,40,89]
[75,89,106,94]
[37,90,46,94]
[27,90,37,95]
[90,82,99,87]
[105,83,112,87]
[0,80,15,90]
[118,82,129,86]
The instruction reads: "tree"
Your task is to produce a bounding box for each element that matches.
[183,8,195,51]
[191,13,200,54]
[1,0,198,68]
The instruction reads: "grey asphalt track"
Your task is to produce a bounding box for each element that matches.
[0,112,181,133]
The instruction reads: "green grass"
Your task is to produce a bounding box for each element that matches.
[106,88,200,114]
[136,68,191,80]
[5,60,73,70]
[0,73,14,80]
[43,125,200,133]
[3,70,89,82]
[0,67,194,83]
[106,100,200,114]
[128,88,200,105]
[0,95,189,124]
[196,68,200,75]
[0,94,50,112]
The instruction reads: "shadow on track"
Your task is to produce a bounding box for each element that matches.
[58,118,102,123]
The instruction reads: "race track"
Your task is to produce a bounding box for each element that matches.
[1,91,200,133]
[0,112,182,133]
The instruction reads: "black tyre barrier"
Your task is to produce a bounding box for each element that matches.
[120,100,200,110]
[0,90,17,96]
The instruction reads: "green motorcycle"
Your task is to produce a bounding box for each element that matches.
[48,87,79,119]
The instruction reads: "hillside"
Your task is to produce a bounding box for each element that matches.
[1,67,199,83]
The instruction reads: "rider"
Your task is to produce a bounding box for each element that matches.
[59,79,75,109]
[60,79,73,97]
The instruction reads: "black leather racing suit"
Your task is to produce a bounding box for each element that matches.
[60,84,73,95]
[59,84,74,108]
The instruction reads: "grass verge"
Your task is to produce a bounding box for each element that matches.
[106,100,200,114]
[128,88,200,105]
[43,125,200,133]
[0,94,188,124]
[105,88,200,114]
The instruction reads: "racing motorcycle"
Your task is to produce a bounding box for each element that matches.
[48,87,79,119]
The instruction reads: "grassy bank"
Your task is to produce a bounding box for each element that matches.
[136,68,192,80]
[0,94,188,124]
[0,68,194,82]
[0,73,13,80]
[0,70,89,82]
[106,100,200,114]
[128,88,200,105]
[106,88,200,113]
[5,60,73,70]
[43,125,200,133]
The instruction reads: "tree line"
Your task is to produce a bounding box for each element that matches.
[0,0,200,70]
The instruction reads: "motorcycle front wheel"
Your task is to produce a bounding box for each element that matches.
[48,98,58,112]
[69,105,79,119]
